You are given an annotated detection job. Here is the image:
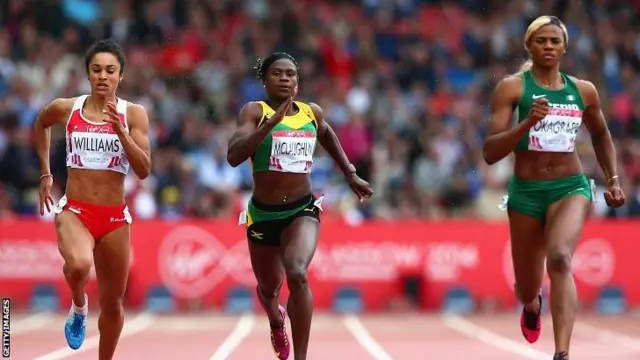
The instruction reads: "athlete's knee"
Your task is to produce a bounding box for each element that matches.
[284,262,309,291]
[546,246,573,275]
[258,280,283,298]
[63,253,93,281]
[99,295,124,319]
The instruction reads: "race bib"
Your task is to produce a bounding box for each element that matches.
[269,130,316,173]
[528,105,582,152]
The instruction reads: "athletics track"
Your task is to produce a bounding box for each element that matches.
[7,311,640,359]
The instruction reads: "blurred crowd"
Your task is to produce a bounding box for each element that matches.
[1,0,640,222]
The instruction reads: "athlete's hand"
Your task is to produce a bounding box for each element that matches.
[269,86,297,124]
[604,181,625,208]
[38,175,55,216]
[527,97,549,125]
[346,173,374,202]
[103,101,125,134]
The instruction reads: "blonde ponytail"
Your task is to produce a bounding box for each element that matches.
[519,60,533,73]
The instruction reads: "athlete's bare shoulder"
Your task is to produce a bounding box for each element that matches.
[492,74,524,105]
[567,75,598,104]
[38,97,76,127]
[238,101,264,124]
[569,76,595,89]
[241,101,263,114]
[501,73,524,84]
[125,101,149,125]
[124,100,145,110]
[496,74,524,94]
[124,101,147,115]
[48,97,76,112]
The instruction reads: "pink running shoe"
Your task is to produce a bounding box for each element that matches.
[270,305,290,360]
[520,293,542,343]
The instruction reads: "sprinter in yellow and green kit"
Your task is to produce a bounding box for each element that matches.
[483,15,625,360]
[226,52,374,360]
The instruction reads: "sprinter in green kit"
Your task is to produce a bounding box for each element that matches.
[483,15,625,360]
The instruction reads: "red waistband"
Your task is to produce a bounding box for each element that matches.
[65,197,127,211]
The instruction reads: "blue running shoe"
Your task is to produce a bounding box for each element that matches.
[64,304,87,350]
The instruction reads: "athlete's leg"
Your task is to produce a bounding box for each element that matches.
[509,211,546,305]
[55,210,94,349]
[248,239,289,360]
[280,216,319,360]
[544,195,590,358]
[93,225,130,360]
[56,211,94,308]
[248,241,285,325]
[508,210,546,343]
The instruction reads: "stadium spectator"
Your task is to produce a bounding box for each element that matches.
[1,0,640,220]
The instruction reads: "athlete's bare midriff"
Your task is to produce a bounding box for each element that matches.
[65,168,126,205]
[514,151,583,180]
[252,172,312,204]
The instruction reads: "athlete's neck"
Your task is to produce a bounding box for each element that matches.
[86,94,116,113]
[266,98,296,116]
[530,65,562,89]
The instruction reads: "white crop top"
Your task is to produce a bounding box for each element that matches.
[65,95,130,175]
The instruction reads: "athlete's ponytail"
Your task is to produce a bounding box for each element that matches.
[519,60,533,73]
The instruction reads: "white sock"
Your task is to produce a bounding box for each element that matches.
[72,294,88,316]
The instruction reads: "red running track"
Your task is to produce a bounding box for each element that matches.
[6,311,640,359]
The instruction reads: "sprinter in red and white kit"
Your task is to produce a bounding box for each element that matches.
[33,39,151,360]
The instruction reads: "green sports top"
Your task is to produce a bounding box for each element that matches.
[250,101,318,173]
[514,70,586,152]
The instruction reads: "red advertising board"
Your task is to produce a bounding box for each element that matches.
[0,219,637,311]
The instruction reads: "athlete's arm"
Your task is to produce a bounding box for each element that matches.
[482,76,530,165]
[227,102,278,167]
[310,103,355,176]
[33,98,73,176]
[578,79,619,183]
[121,103,152,179]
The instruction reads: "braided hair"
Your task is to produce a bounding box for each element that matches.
[253,52,299,81]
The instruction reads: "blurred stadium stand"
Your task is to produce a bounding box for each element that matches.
[1,0,640,223]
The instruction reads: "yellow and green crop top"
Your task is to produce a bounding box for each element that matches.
[250,101,318,173]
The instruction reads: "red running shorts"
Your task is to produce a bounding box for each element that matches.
[54,195,132,241]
